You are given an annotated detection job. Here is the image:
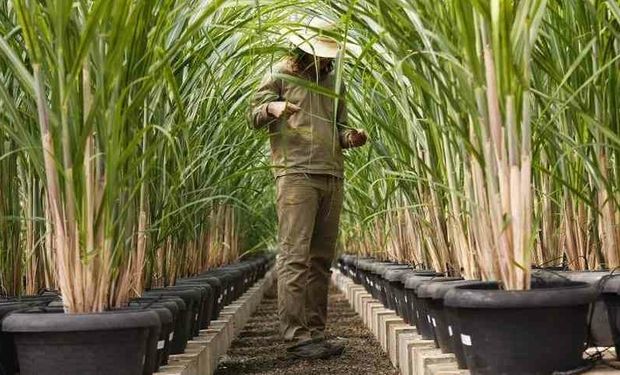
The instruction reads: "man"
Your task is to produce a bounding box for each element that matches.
[249,17,367,359]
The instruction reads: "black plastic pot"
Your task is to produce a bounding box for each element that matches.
[368,262,400,304]
[350,256,374,284]
[355,258,376,294]
[383,268,414,316]
[124,303,174,373]
[416,279,483,365]
[338,254,351,277]
[403,273,445,337]
[378,265,411,308]
[201,271,236,307]
[131,296,188,355]
[0,302,30,375]
[177,282,213,330]
[177,276,221,322]
[226,268,245,300]
[600,275,620,360]
[532,269,614,348]
[164,284,211,335]
[406,277,462,340]
[444,281,597,375]
[144,287,200,345]
[2,294,60,306]
[3,309,160,375]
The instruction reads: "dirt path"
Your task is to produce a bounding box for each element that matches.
[215,285,399,375]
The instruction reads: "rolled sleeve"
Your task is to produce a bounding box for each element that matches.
[248,71,281,130]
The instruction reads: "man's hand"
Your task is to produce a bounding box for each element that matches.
[347,129,368,148]
[267,101,301,119]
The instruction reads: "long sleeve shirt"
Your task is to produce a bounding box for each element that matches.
[249,60,354,178]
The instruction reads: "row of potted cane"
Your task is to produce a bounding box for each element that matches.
[0,254,275,375]
[338,255,620,375]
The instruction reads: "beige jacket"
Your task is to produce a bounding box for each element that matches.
[249,60,354,178]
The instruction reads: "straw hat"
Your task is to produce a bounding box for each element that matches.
[287,17,341,59]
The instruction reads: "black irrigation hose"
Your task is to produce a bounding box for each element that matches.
[536,256,567,269]
[36,287,60,296]
[530,267,572,283]
[552,361,595,375]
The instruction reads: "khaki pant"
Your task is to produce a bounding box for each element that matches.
[276,173,344,342]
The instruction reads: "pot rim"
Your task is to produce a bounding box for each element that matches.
[444,281,598,309]
[403,274,446,290]
[414,278,469,298]
[384,268,416,282]
[531,270,620,294]
[423,280,487,300]
[3,309,160,333]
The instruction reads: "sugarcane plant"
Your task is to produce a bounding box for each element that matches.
[0,0,279,311]
[326,0,619,285]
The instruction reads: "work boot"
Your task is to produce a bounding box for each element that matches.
[321,339,345,356]
[287,337,345,360]
[286,337,323,353]
[310,328,327,339]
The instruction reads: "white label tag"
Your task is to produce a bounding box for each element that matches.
[231,286,235,292]
[169,332,174,341]
[195,313,200,321]
[448,326,453,337]
[157,340,165,350]
[461,334,472,346]
[427,315,431,323]
[416,311,419,318]
[432,318,437,327]
[404,296,408,303]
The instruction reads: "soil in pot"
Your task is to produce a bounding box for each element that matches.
[3,309,160,375]
[444,281,597,375]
